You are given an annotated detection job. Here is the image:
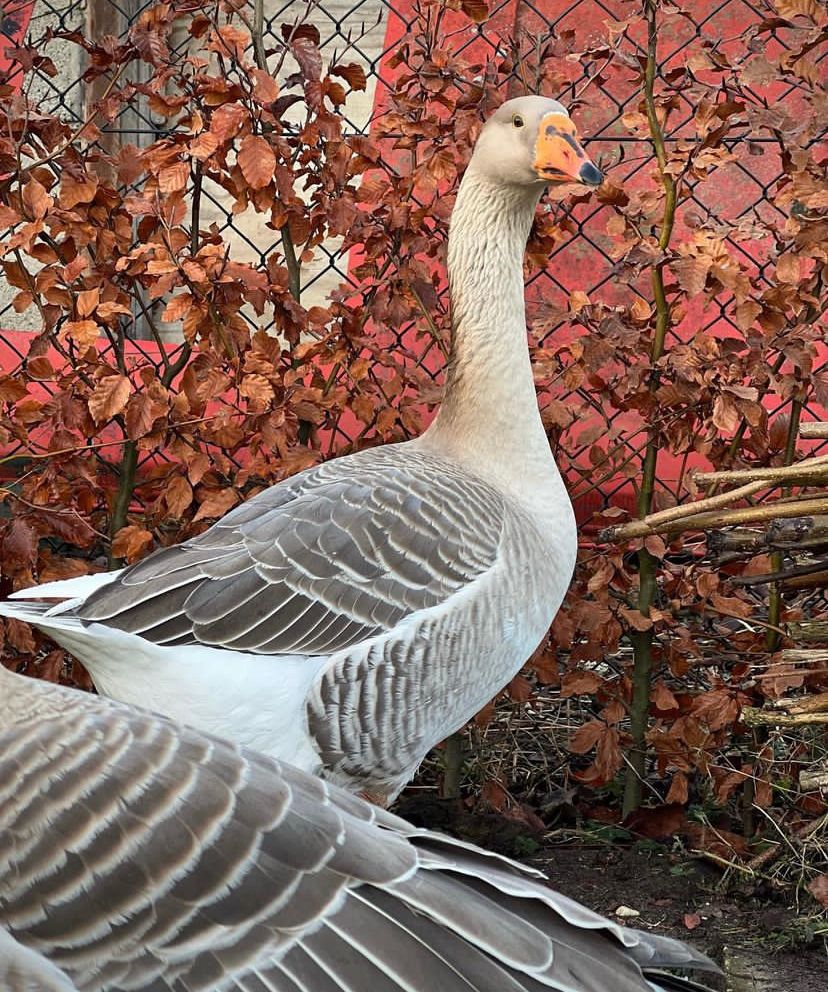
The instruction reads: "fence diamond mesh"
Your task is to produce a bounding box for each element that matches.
[0,0,825,530]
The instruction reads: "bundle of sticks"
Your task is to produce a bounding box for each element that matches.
[600,421,828,793]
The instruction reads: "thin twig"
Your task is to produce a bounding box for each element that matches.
[407,282,449,360]
[601,496,828,542]
[731,561,828,588]
[743,707,828,727]
[23,63,127,173]
[0,414,234,468]
[693,454,828,486]
[643,479,767,529]
[800,422,828,440]
[745,812,828,872]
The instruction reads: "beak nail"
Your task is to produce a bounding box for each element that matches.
[578,161,603,186]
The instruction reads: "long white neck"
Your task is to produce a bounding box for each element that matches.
[422,169,560,493]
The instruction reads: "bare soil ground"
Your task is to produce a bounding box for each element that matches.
[394,796,826,992]
[529,844,825,992]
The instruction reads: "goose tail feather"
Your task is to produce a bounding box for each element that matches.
[6,570,122,606]
[0,598,89,626]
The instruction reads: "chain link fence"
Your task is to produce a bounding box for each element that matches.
[0,0,825,523]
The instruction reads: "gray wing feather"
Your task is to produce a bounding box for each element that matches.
[73,447,505,657]
[1,672,718,992]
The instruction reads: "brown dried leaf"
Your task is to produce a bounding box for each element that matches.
[211,23,250,61]
[620,606,653,632]
[76,288,100,318]
[190,131,220,160]
[125,392,157,439]
[507,674,533,703]
[425,148,455,184]
[3,517,37,566]
[667,773,690,806]
[480,779,509,811]
[692,689,740,732]
[807,874,828,909]
[240,373,274,410]
[775,253,800,283]
[671,256,711,297]
[115,144,144,184]
[630,298,651,321]
[352,393,376,425]
[161,294,193,322]
[210,103,246,142]
[281,23,320,44]
[158,161,190,193]
[461,0,489,22]
[22,179,53,220]
[569,290,591,313]
[88,375,130,424]
[63,255,87,283]
[111,525,154,563]
[238,136,276,190]
[97,301,132,322]
[712,394,740,433]
[25,357,52,380]
[165,474,193,518]
[60,174,98,208]
[38,555,93,584]
[595,726,622,781]
[560,670,603,697]
[63,319,99,350]
[194,488,240,522]
[625,804,688,840]
[331,63,367,91]
[291,37,322,81]
[652,680,679,711]
[569,719,605,754]
[0,376,28,402]
[12,291,32,313]
[774,0,826,23]
[686,822,749,860]
[644,534,666,558]
[600,699,626,725]
[6,616,36,653]
[251,69,279,104]
[0,205,20,226]
[734,300,761,331]
[532,648,560,685]
[376,408,398,434]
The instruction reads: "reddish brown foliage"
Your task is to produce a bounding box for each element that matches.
[0,1,825,832]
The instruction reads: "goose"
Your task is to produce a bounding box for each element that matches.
[0,96,603,805]
[0,664,719,992]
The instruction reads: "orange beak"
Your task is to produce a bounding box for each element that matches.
[534,113,603,186]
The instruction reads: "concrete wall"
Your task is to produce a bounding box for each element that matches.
[192,1,389,341]
[0,0,86,331]
[0,1,389,340]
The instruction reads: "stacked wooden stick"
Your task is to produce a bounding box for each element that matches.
[601,421,828,794]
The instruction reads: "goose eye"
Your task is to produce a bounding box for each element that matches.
[512,115,524,128]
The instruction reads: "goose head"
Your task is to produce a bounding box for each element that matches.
[470,95,603,188]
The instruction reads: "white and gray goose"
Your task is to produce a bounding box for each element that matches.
[0,665,718,992]
[0,96,602,804]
